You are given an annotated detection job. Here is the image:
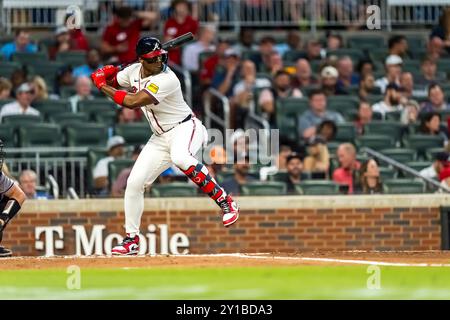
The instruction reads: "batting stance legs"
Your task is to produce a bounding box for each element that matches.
[113,118,238,255]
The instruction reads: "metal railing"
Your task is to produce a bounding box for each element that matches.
[363,147,450,193]
[4,146,88,198]
[203,87,230,133]
[0,0,448,34]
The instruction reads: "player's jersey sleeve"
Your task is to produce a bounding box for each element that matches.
[0,172,14,194]
[143,72,178,104]
[116,65,136,88]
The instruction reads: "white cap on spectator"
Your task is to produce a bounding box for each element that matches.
[107,135,125,150]
[321,66,338,78]
[224,48,239,58]
[16,82,32,94]
[385,54,403,66]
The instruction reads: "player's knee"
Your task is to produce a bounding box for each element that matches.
[125,175,145,195]
[170,153,190,171]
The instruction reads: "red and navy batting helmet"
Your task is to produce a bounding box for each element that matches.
[136,37,168,63]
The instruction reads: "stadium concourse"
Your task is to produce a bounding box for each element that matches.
[0,1,450,201]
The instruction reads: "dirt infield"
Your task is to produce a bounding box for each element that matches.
[1,251,450,270]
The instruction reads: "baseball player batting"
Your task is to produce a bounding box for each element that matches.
[0,139,26,257]
[91,36,239,255]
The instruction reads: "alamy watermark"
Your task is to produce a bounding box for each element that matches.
[366,265,381,290]
[366,5,381,30]
[66,265,81,290]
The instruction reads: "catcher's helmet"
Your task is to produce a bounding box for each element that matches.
[136,37,168,63]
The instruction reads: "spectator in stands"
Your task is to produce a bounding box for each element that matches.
[73,49,103,79]
[101,6,156,64]
[48,26,72,60]
[358,73,378,100]
[298,89,344,139]
[0,78,12,100]
[182,24,216,72]
[400,99,420,125]
[354,158,383,194]
[30,76,57,102]
[63,13,89,52]
[371,82,403,119]
[320,66,347,96]
[18,170,50,199]
[111,144,144,197]
[416,57,440,86]
[336,56,359,90]
[212,48,240,97]
[116,106,140,123]
[439,166,450,191]
[255,36,277,68]
[420,83,450,114]
[399,72,414,101]
[69,76,94,113]
[332,143,361,194]
[93,135,126,195]
[430,7,450,54]
[275,30,302,56]
[0,83,40,122]
[303,38,323,61]
[356,59,375,79]
[221,155,255,195]
[418,112,448,146]
[388,35,409,59]
[55,65,74,96]
[354,100,373,136]
[375,55,402,93]
[10,69,28,96]
[285,152,304,194]
[420,151,449,180]
[316,120,337,142]
[292,58,318,89]
[0,29,37,60]
[325,33,343,52]
[303,136,330,177]
[426,36,446,61]
[263,51,284,76]
[231,27,258,57]
[231,59,271,128]
[164,0,199,65]
[259,70,302,127]
[200,39,230,87]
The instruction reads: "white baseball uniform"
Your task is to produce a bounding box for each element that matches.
[116,63,208,235]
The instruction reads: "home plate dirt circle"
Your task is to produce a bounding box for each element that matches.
[1,251,450,270]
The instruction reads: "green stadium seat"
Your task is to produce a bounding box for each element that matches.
[347,36,385,49]
[0,123,16,147]
[402,60,421,73]
[295,180,340,195]
[65,123,109,148]
[78,98,118,119]
[326,49,364,62]
[240,181,287,196]
[425,147,446,161]
[368,48,388,63]
[93,110,117,126]
[56,51,86,67]
[327,95,359,117]
[366,94,384,106]
[405,161,431,172]
[379,166,397,180]
[437,59,450,76]
[383,179,425,194]
[115,123,151,146]
[364,121,404,143]
[404,134,444,158]
[356,134,396,151]
[151,182,198,197]
[0,61,22,78]
[108,159,134,189]
[405,35,426,49]
[283,50,306,62]
[334,123,357,143]
[59,86,77,99]
[17,123,61,147]
[33,100,72,119]
[49,112,90,126]
[28,61,64,78]
[215,171,234,184]
[276,97,309,141]
[385,110,402,121]
[327,141,341,155]
[379,148,416,163]
[2,114,43,125]
[11,51,47,65]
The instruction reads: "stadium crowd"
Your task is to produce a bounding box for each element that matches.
[1,1,450,198]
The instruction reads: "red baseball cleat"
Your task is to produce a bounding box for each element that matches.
[111,234,140,256]
[220,195,239,227]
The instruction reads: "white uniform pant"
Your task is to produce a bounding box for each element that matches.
[124,117,207,234]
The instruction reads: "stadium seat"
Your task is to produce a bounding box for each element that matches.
[379,148,417,163]
[364,121,405,141]
[425,147,446,161]
[0,61,22,78]
[93,110,117,126]
[65,123,109,148]
[151,182,198,197]
[240,181,287,196]
[437,59,450,77]
[276,97,309,141]
[368,48,388,63]
[17,123,61,147]
[115,123,152,146]
[283,50,306,62]
[326,49,364,62]
[404,161,431,173]
[33,100,72,119]
[0,123,16,147]
[378,166,397,180]
[385,110,402,122]
[2,114,43,125]
[56,51,86,67]
[402,60,421,73]
[347,35,385,49]
[78,98,118,119]
[366,94,384,106]
[334,122,357,143]
[108,159,134,189]
[48,112,90,126]
[327,95,359,117]
[295,180,340,195]
[28,61,64,78]
[356,134,396,151]
[404,134,444,158]
[383,179,425,194]
[11,51,48,65]
[327,141,340,155]
[59,86,77,99]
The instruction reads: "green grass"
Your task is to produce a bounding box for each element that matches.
[1,266,450,299]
